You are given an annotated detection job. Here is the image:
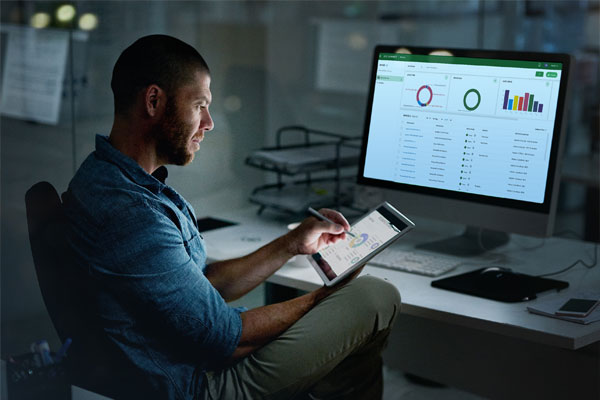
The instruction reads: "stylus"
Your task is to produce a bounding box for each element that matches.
[307,207,355,237]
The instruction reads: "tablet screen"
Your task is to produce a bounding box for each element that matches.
[311,206,409,280]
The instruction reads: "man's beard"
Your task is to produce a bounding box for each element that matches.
[153,97,194,166]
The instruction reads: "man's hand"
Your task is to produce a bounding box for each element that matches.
[222,209,362,363]
[284,208,352,256]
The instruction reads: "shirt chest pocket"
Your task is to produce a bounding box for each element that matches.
[182,228,206,266]
[183,229,199,254]
[163,198,206,265]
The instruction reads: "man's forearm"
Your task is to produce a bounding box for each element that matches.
[205,234,295,301]
[226,286,331,363]
[206,210,350,302]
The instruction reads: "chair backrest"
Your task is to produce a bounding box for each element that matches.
[25,181,80,342]
[25,182,143,398]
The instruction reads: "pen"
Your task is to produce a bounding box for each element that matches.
[54,338,72,362]
[307,207,355,237]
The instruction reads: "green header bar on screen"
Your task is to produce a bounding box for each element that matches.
[379,53,563,70]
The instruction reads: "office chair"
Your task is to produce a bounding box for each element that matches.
[25,182,76,345]
[25,181,142,398]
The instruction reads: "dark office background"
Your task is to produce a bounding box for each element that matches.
[1,0,598,364]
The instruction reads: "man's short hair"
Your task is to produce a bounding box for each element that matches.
[111,35,210,115]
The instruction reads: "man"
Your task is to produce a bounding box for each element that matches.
[63,35,401,399]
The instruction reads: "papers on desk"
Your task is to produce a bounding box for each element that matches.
[527,291,600,325]
[249,181,355,214]
[247,144,361,175]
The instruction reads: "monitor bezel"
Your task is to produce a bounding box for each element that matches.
[357,45,572,215]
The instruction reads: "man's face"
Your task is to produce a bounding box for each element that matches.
[154,71,214,166]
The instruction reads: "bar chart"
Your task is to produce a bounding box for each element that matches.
[502,89,544,113]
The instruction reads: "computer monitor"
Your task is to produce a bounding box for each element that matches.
[357,46,572,256]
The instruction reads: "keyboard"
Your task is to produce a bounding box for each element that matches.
[370,247,460,277]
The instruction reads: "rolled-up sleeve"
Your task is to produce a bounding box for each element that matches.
[93,197,242,366]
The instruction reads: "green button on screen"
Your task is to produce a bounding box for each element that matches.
[546,72,558,78]
[535,71,544,77]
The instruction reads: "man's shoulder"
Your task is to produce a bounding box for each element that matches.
[64,153,150,220]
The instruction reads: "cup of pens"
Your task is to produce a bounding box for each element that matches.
[7,338,72,400]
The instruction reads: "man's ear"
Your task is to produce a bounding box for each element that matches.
[144,84,164,117]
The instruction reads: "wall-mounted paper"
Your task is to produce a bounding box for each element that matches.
[1,24,69,125]
[315,19,397,94]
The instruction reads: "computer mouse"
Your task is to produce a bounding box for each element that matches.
[480,266,512,274]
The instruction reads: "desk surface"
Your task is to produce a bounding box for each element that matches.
[201,207,600,351]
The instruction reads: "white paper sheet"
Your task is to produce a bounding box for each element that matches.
[1,24,69,125]
[315,19,397,93]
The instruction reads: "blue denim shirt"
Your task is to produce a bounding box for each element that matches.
[63,135,242,399]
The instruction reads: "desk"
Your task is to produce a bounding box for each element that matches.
[202,207,600,399]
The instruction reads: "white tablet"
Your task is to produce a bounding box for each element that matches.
[308,201,415,286]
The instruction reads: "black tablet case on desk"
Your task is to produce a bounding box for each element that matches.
[196,217,237,233]
[431,268,569,303]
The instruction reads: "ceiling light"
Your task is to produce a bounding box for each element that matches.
[30,12,51,29]
[78,13,98,31]
[56,4,76,23]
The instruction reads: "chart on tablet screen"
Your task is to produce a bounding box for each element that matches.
[318,211,398,276]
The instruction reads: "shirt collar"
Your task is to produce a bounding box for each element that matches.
[94,134,166,193]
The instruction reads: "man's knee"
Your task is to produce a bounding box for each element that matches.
[345,275,401,330]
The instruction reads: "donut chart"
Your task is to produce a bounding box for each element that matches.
[416,85,433,107]
[349,233,369,248]
[463,88,481,111]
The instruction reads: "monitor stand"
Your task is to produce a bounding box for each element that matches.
[416,226,509,257]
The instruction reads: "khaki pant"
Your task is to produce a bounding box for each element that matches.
[201,275,401,400]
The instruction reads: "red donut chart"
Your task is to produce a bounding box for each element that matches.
[416,85,433,107]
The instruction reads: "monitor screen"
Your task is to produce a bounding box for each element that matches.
[358,46,571,238]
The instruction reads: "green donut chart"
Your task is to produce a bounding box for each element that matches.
[463,88,481,111]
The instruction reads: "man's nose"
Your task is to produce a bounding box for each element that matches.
[201,110,214,132]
